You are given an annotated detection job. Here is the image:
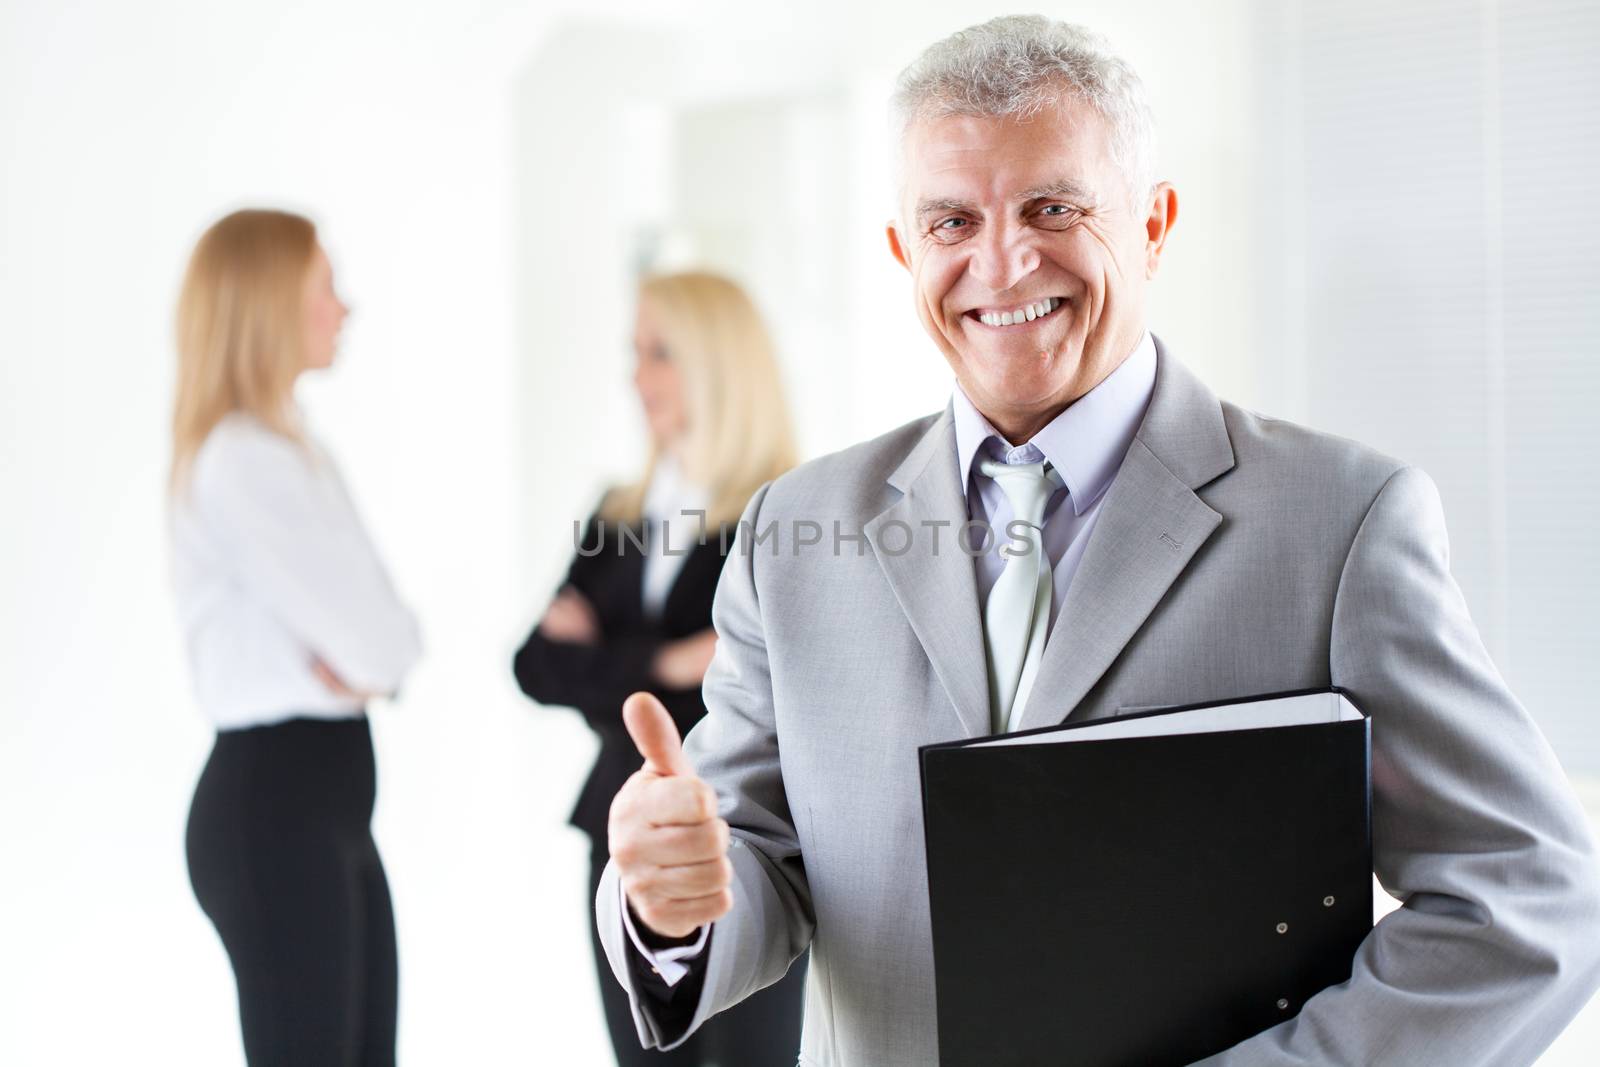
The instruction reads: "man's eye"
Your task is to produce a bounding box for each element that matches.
[1041,204,1072,216]
[936,217,969,231]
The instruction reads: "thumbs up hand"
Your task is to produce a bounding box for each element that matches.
[608,692,734,940]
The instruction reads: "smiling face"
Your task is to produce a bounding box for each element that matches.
[888,96,1176,442]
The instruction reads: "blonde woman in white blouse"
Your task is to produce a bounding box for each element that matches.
[168,209,420,1067]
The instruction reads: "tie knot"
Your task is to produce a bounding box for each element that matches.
[978,458,1064,527]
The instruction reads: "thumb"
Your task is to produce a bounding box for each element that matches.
[623,692,690,777]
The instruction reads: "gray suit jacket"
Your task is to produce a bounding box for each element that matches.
[597,339,1600,1065]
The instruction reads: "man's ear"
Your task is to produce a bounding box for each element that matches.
[886,221,912,272]
[1143,182,1178,279]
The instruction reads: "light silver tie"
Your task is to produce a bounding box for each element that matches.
[979,458,1065,734]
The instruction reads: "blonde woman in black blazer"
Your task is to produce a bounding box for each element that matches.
[515,271,804,1066]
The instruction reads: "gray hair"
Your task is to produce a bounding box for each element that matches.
[891,15,1157,204]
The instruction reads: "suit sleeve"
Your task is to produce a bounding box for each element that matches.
[621,906,713,1034]
[511,511,672,723]
[593,482,814,1051]
[512,621,667,726]
[1198,466,1600,1066]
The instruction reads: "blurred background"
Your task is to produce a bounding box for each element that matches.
[3,0,1596,1062]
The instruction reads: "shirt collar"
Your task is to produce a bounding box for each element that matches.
[951,329,1157,517]
[641,453,708,523]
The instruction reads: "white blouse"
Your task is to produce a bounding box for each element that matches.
[638,454,710,619]
[168,412,422,731]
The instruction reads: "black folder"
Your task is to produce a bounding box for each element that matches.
[919,688,1372,1067]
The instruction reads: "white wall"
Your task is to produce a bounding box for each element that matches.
[1251,0,1600,777]
[0,1,596,1062]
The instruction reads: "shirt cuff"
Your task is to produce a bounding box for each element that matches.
[619,878,710,987]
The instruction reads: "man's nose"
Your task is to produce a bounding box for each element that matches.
[968,223,1040,293]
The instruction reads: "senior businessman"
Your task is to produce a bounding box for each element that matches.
[596,14,1600,1065]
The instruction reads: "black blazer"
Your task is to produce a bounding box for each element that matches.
[514,508,731,843]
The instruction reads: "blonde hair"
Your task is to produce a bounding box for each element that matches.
[604,271,798,527]
[169,209,318,492]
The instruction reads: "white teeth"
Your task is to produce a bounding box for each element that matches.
[978,297,1062,327]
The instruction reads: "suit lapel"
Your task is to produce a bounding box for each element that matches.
[659,530,726,624]
[865,409,992,738]
[1012,339,1237,733]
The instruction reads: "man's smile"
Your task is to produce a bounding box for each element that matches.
[964,296,1066,329]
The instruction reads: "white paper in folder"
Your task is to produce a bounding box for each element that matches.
[974,690,1363,749]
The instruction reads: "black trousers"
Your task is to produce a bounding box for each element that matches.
[588,845,808,1067]
[187,716,397,1067]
